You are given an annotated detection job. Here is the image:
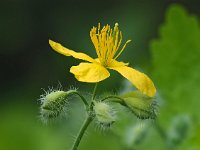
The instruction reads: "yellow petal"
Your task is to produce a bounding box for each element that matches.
[108,63,156,97]
[70,63,110,83]
[49,40,95,63]
[108,59,129,67]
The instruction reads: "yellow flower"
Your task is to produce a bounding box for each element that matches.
[49,23,156,97]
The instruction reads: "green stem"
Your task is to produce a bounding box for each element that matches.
[154,121,167,140]
[71,83,98,150]
[71,115,93,150]
[92,83,98,100]
[154,121,173,150]
[67,90,89,108]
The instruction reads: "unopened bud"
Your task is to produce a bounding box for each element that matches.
[121,91,157,119]
[39,90,68,123]
[94,102,116,128]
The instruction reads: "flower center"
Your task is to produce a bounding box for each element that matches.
[90,23,131,67]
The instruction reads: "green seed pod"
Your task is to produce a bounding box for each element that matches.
[93,102,116,128]
[121,91,157,119]
[39,90,68,123]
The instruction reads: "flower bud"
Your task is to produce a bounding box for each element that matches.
[121,91,157,119]
[93,102,116,128]
[39,90,68,123]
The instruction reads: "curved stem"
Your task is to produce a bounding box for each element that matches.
[71,115,93,150]
[154,121,174,150]
[71,83,98,150]
[67,90,89,108]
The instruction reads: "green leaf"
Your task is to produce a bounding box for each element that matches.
[151,4,200,119]
[149,4,200,149]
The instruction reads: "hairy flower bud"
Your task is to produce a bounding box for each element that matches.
[121,91,157,119]
[39,90,68,123]
[93,102,116,128]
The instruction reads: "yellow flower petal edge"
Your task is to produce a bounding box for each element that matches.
[49,40,95,63]
[70,62,110,82]
[108,63,156,97]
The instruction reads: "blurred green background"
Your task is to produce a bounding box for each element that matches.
[1,0,200,150]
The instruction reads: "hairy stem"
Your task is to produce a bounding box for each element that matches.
[71,115,93,150]
[71,83,98,150]
[67,90,89,108]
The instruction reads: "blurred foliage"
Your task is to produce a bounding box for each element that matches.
[151,4,200,119]
[150,4,200,150]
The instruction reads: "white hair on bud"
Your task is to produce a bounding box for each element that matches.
[39,87,69,124]
[93,101,116,131]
